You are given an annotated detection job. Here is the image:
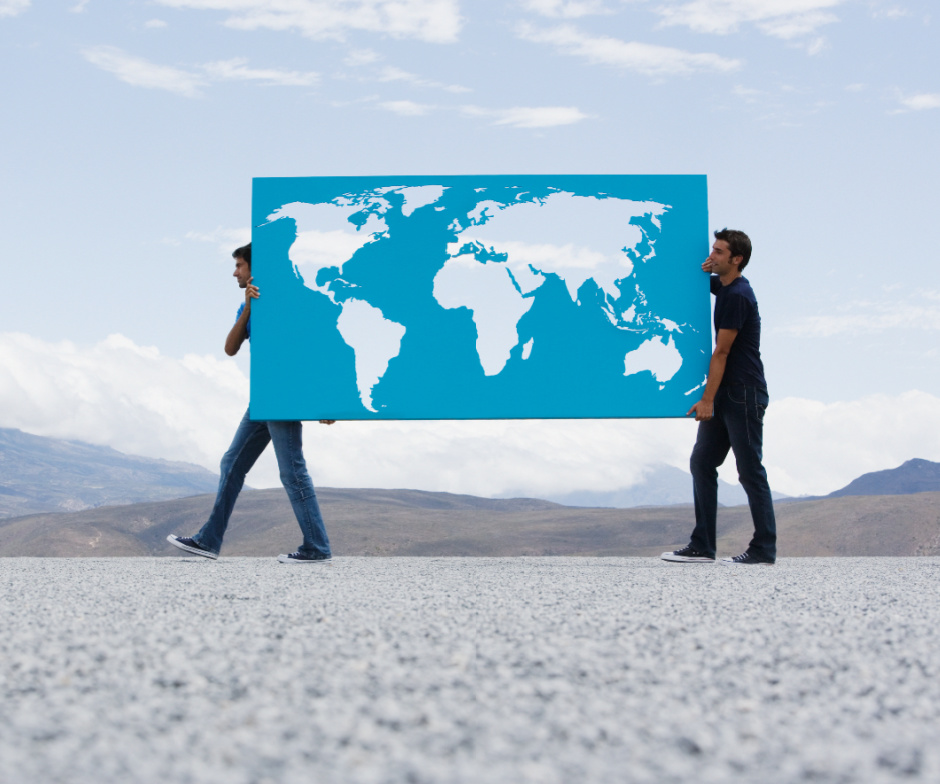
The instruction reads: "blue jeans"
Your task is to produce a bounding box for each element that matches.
[689,385,776,561]
[194,410,331,558]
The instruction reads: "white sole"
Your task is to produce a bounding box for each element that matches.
[661,552,715,563]
[166,535,218,560]
[277,554,333,564]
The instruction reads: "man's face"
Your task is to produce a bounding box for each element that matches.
[233,257,251,288]
[707,240,741,276]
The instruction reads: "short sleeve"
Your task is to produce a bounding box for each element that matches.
[716,290,751,331]
[710,276,721,295]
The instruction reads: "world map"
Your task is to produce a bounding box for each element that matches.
[250,176,710,420]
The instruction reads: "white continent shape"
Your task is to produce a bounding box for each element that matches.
[433,255,535,376]
[623,335,682,383]
[335,299,406,412]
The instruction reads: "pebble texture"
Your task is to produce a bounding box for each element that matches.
[1,557,938,783]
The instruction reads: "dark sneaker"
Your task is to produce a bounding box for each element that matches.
[720,551,775,565]
[277,551,332,565]
[661,545,715,563]
[166,534,218,560]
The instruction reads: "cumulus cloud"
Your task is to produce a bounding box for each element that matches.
[3,333,939,499]
[0,0,29,18]
[0,332,250,472]
[518,23,741,75]
[82,47,319,96]
[156,0,463,43]
[461,104,590,127]
[765,391,940,495]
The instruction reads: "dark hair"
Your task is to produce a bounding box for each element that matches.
[233,243,251,267]
[714,229,751,270]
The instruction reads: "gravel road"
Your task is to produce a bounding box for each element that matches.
[1,557,938,783]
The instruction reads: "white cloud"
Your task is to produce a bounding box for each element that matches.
[0,0,29,18]
[83,47,319,96]
[379,99,433,116]
[518,23,741,75]
[461,104,590,127]
[70,0,89,13]
[82,46,207,98]
[2,333,939,498]
[765,391,940,495]
[345,48,382,66]
[377,65,470,94]
[156,0,463,43]
[521,0,611,18]
[655,0,844,41]
[203,58,319,86]
[0,333,251,473]
[185,226,252,256]
[145,18,169,28]
[897,93,940,111]
[780,296,940,337]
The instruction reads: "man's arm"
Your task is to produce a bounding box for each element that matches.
[686,328,738,421]
[224,277,259,356]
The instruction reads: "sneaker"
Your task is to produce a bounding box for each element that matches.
[277,552,333,565]
[166,534,218,560]
[661,545,715,563]
[720,551,775,565]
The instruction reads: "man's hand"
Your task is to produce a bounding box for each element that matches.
[318,420,336,425]
[701,258,715,274]
[687,398,714,421]
[244,276,260,308]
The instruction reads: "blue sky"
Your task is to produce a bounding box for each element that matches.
[1,0,938,497]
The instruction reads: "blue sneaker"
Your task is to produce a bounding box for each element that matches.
[166,535,218,560]
[277,551,332,565]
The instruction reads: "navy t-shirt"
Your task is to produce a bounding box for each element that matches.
[711,275,766,390]
[236,303,251,340]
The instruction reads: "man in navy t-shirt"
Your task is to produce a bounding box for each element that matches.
[662,229,777,565]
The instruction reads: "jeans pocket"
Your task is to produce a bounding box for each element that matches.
[727,386,747,405]
[756,404,766,423]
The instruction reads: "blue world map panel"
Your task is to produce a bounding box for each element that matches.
[250,175,710,420]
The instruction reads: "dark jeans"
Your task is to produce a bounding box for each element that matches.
[689,384,776,561]
[194,410,331,558]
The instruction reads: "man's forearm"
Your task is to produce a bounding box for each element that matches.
[701,350,728,403]
[225,308,250,356]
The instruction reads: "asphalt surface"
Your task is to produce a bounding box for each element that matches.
[1,557,938,783]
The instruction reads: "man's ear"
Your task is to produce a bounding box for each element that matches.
[731,255,744,268]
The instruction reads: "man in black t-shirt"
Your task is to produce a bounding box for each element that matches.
[662,229,777,565]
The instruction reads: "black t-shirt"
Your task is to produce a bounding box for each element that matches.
[711,275,766,390]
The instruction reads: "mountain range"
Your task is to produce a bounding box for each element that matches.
[0,427,220,518]
[1,427,939,558]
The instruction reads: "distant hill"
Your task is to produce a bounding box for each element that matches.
[828,458,940,498]
[2,486,938,558]
[539,463,790,508]
[0,428,221,518]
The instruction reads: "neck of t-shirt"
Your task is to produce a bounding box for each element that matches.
[719,270,743,287]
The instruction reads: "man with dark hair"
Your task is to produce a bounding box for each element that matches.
[662,229,777,565]
[167,243,335,564]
